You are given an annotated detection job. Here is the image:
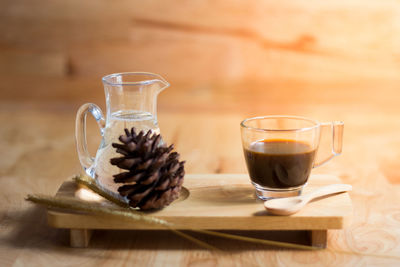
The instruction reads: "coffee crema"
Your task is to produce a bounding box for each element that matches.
[243,139,316,189]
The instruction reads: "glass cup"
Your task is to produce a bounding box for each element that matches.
[240,115,343,200]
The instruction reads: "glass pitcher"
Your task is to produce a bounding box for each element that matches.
[75,72,169,195]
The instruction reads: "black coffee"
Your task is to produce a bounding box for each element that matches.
[244,139,316,188]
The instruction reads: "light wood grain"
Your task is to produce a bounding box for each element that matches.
[2,102,400,265]
[47,174,352,231]
[1,0,400,86]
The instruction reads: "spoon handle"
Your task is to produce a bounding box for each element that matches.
[304,184,352,202]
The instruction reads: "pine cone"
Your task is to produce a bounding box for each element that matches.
[110,128,185,210]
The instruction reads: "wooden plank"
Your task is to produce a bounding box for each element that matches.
[66,37,400,84]
[2,0,400,53]
[0,19,131,50]
[308,230,327,248]
[70,229,92,248]
[0,50,68,76]
[0,0,399,84]
[47,174,352,231]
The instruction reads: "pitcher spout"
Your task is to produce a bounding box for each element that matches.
[151,74,169,93]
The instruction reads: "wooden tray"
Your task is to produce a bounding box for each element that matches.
[47,174,353,248]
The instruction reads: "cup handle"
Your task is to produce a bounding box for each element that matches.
[313,121,344,168]
[75,103,105,172]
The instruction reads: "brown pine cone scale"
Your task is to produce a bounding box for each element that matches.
[110,128,185,210]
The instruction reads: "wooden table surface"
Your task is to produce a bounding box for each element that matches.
[2,0,400,266]
[1,81,400,266]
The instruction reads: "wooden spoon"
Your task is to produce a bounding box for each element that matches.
[264,184,352,216]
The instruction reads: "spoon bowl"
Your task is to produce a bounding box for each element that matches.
[264,184,352,216]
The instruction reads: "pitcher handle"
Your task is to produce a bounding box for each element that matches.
[313,121,344,167]
[75,103,105,171]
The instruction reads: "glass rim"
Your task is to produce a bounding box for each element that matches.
[240,115,320,132]
[102,72,169,87]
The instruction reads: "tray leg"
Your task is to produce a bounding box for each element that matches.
[308,230,327,248]
[70,229,92,248]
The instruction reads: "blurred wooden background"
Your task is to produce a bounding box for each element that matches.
[2,0,400,175]
[1,0,399,107]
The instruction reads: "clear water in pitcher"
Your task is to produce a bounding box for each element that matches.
[91,110,160,196]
